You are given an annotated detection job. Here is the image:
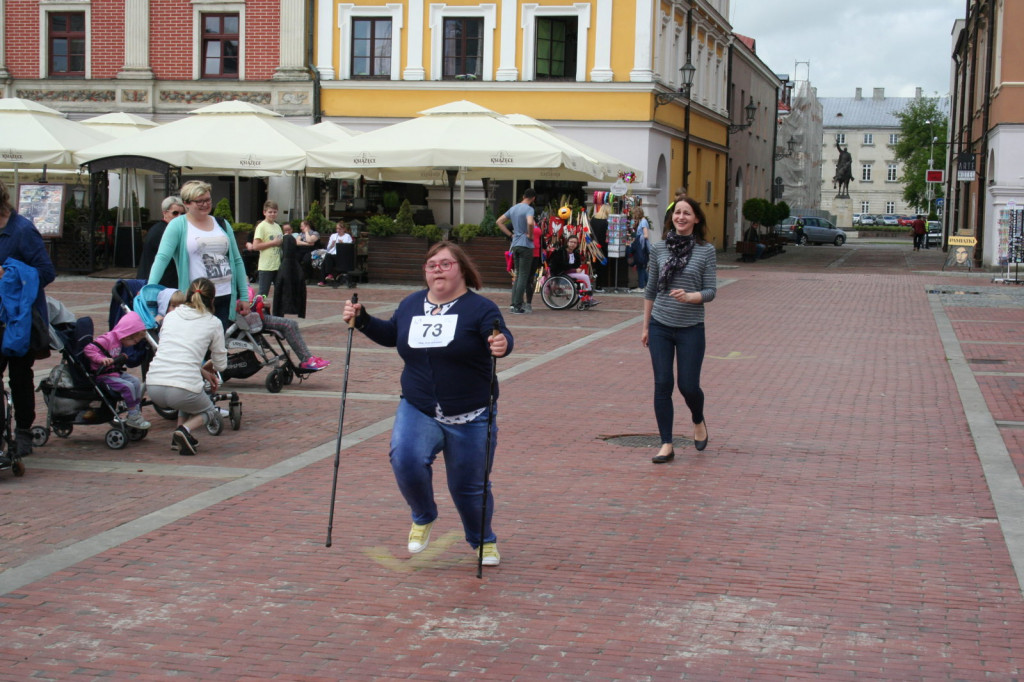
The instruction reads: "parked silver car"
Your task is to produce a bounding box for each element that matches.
[776,217,847,246]
[926,221,941,247]
[859,214,879,226]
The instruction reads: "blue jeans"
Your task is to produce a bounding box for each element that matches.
[389,399,498,547]
[637,261,649,289]
[510,246,533,308]
[647,319,705,444]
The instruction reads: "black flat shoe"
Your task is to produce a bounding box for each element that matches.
[694,422,708,451]
[652,449,675,464]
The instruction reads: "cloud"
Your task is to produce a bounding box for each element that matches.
[729,0,963,98]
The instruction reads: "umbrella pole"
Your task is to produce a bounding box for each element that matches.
[459,170,465,226]
[234,172,240,224]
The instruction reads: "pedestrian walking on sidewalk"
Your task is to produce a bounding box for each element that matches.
[912,215,926,251]
[641,197,717,463]
[343,241,514,566]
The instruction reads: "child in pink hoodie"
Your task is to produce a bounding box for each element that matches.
[83,311,151,429]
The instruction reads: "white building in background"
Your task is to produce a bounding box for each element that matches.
[819,87,948,225]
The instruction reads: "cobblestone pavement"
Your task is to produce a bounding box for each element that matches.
[1,242,1023,680]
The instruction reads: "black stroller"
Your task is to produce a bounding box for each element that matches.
[35,315,150,450]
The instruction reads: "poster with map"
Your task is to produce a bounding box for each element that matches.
[16,183,66,238]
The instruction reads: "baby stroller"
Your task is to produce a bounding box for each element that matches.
[127,281,243,435]
[0,386,23,478]
[35,315,151,450]
[223,308,319,393]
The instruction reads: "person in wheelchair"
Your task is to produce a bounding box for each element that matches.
[548,234,599,309]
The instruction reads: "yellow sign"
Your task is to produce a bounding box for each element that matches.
[948,235,977,246]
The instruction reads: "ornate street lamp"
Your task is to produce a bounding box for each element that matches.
[774,136,797,160]
[728,96,757,133]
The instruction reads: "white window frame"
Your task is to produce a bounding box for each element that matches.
[863,133,874,145]
[886,201,896,213]
[887,163,898,181]
[861,201,870,213]
[192,0,245,80]
[861,163,873,182]
[39,0,91,79]
[521,3,590,82]
[337,3,403,81]
[428,4,496,82]
[889,133,899,145]
[836,133,846,145]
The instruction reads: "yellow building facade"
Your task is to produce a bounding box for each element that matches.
[313,0,736,245]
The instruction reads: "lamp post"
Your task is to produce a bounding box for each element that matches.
[925,119,936,217]
[774,136,797,160]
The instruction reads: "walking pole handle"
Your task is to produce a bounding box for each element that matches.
[348,293,358,327]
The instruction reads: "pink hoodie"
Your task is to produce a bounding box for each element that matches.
[84,312,147,372]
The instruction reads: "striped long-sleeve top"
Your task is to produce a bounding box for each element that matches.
[643,240,717,328]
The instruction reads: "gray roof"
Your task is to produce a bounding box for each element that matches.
[821,96,949,130]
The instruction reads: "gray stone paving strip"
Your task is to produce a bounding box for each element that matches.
[0,311,646,595]
[930,293,1024,595]
[26,457,259,479]
[0,417,395,596]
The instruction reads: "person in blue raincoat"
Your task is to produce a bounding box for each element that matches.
[0,179,56,458]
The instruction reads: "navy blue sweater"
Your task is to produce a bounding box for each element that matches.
[0,210,56,325]
[360,290,513,416]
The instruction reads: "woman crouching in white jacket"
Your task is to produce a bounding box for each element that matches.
[146,278,227,455]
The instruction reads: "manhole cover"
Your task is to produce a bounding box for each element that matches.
[928,289,983,295]
[601,434,693,448]
[970,358,1006,364]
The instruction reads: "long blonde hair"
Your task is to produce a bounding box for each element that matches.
[185,278,215,314]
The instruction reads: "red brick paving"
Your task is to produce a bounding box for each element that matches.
[1,244,1023,679]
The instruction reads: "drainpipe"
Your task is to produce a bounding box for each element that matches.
[974,0,995,268]
[307,0,322,123]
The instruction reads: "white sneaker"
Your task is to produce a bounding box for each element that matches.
[408,521,434,554]
[125,412,151,430]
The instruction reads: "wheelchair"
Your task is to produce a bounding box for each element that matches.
[540,273,597,311]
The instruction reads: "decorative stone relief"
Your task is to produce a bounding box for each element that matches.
[121,90,149,102]
[159,91,272,104]
[279,92,309,105]
[16,89,116,102]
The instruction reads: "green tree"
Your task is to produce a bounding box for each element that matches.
[213,198,234,224]
[395,199,415,234]
[891,97,947,214]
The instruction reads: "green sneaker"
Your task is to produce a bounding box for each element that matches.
[408,521,434,554]
[478,542,500,566]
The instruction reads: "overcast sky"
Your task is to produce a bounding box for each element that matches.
[729,0,964,99]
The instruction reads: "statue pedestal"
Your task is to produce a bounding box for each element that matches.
[832,196,853,229]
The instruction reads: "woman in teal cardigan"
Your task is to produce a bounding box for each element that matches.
[148,180,250,324]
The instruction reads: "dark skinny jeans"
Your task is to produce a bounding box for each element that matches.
[647,319,706,444]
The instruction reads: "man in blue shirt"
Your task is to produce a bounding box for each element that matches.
[497,188,536,314]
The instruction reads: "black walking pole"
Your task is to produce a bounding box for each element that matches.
[477,319,501,577]
[326,292,358,547]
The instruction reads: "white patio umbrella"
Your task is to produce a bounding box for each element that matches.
[80,111,159,138]
[500,114,638,182]
[307,100,609,223]
[0,97,111,185]
[76,100,334,220]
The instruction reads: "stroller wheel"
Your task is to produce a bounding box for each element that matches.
[105,428,128,450]
[54,423,73,439]
[206,411,224,436]
[153,404,178,421]
[229,402,242,431]
[31,426,49,447]
[12,459,25,477]
[265,369,284,394]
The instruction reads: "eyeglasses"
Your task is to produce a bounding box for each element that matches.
[168,210,183,216]
[424,260,456,273]
[190,198,212,206]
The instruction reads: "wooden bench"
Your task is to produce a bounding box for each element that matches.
[735,241,761,262]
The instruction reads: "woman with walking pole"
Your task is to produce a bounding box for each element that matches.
[342,241,513,567]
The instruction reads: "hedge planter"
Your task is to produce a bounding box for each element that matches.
[459,236,512,289]
[366,234,429,285]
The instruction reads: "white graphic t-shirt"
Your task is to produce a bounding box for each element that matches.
[187,221,232,296]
